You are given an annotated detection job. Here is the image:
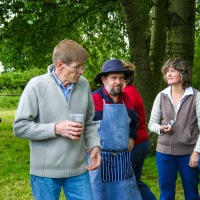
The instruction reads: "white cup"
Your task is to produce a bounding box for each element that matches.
[69,114,84,124]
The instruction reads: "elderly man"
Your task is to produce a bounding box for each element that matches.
[89,59,142,200]
[13,39,101,200]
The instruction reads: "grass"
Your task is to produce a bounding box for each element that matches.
[0,110,186,200]
[0,110,32,199]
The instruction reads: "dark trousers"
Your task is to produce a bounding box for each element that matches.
[131,139,156,200]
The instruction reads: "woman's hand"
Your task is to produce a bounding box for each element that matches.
[160,125,173,134]
[189,151,199,168]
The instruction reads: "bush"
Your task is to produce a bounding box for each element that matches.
[0,95,20,110]
[0,68,46,93]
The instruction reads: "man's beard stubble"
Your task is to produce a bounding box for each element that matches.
[106,85,122,96]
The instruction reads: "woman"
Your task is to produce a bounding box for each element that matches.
[148,58,200,200]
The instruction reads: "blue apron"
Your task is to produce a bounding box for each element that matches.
[89,103,142,200]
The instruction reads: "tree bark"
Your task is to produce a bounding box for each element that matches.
[120,0,154,118]
[166,0,196,64]
[150,0,168,91]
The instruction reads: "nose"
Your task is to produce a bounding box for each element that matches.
[115,78,121,84]
[166,71,172,76]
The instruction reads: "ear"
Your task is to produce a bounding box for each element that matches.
[123,80,127,86]
[101,76,106,84]
[56,60,63,69]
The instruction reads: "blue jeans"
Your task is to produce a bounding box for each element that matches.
[156,152,199,200]
[30,172,93,200]
[131,139,156,200]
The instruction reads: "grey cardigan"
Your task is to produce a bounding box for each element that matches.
[148,86,200,155]
[13,65,100,178]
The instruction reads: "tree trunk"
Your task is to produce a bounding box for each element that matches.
[120,0,154,118]
[150,0,168,91]
[166,0,195,64]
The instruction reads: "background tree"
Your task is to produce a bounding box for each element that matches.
[149,0,168,91]
[0,1,130,86]
[120,0,154,117]
[0,0,198,106]
[166,0,196,62]
[194,0,200,90]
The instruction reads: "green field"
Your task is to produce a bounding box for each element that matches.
[0,110,186,200]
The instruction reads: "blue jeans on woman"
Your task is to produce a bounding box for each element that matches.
[31,172,93,200]
[156,152,199,200]
[131,139,156,200]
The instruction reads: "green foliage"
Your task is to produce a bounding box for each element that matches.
[193,44,200,90]
[193,9,200,90]
[1,0,199,93]
[0,68,46,93]
[192,15,200,89]
[0,0,132,91]
[0,96,20,110]
[0,0,129,74]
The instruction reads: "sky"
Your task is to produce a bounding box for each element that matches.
[0,62,4,73]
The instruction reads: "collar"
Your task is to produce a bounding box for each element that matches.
[161,86,194,99]
[51,68,74,89]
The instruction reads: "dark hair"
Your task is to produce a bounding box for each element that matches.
[122,61,135,86]
[161,58,193,88]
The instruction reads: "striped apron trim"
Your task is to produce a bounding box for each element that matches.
[100,151,133,182]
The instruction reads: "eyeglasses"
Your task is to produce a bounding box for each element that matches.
[62,62,88,72]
